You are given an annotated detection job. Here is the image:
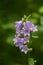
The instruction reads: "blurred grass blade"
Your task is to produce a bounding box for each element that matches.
[40,16,43,25]
[32,35,39,38]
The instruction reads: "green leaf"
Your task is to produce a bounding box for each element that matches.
[28,58,36,65]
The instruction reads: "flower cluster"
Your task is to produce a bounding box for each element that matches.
[13,20,38,54]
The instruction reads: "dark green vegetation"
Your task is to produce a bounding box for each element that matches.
[0,0,43,65]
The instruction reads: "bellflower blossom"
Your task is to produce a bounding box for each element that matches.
[24,21,38,32]
[13,19,38,54]
[15,21,24,34]
[20,45,29,54]
[13,36,25,47]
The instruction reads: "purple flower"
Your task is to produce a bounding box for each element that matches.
[15,21,24,35]
[13,36,30,54]
[24,21,38,32]
[13,36,25,48]
[24,35,30,43]
[16,20,22,29]
[23,29,30,36]
[16,30,24,36]
[16,20,23,34]
[20,45,29,54]
[13,20,38,54]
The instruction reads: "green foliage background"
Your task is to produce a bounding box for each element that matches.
[0,0,43,65]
